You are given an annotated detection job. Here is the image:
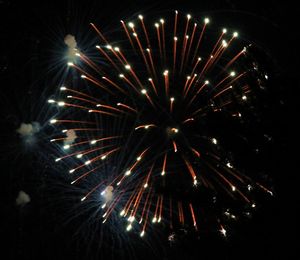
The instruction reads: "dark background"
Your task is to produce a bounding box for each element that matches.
[0,0,293,259]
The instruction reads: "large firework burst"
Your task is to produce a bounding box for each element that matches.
[48,11,273,238]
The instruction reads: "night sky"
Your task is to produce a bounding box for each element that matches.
[0,0,293,259]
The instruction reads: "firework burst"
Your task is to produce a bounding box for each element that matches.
[48,11,273,239]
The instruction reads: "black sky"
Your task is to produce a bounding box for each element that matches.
[0,0,293,259]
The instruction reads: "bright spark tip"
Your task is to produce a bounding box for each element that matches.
[211,138,218,145]
[126,224,132,231]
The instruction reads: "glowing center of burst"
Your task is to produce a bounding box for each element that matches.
[166,127,179,137]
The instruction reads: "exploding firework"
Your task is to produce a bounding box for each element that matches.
[48,11,273,239]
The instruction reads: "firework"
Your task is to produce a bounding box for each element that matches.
[49,11,273,239]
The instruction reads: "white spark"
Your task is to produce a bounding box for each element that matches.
[128,216,135,222]
[220,227,227,236]
[126,224,132,231]
[226,162,233,168]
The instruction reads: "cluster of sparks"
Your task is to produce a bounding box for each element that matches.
[49,11,273,238]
